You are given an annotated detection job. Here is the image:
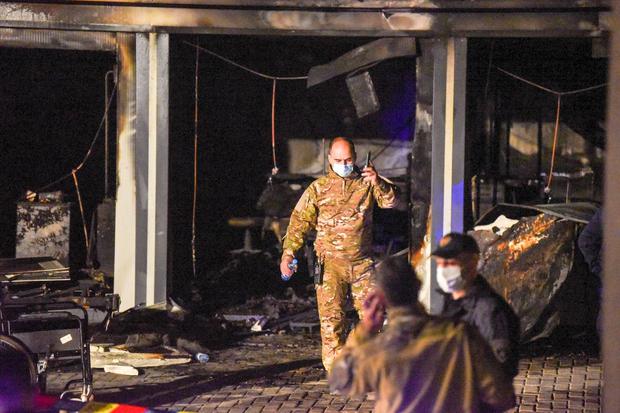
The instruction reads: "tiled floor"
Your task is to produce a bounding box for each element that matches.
[46,332,602,412]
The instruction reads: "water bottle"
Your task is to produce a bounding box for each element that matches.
[281,259,298,281]
[195,352,209,363]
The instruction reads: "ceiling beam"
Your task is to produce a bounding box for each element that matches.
[0,3,609,37]
[17,0,610,12]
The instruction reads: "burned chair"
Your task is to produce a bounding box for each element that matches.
[0,257,119,401]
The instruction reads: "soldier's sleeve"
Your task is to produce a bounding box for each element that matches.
[281,185,318,258]
[372,175,398,209]
[328,325,379,397]
[468,325,516,413]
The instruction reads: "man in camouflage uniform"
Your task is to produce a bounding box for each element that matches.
[280,137,397,371]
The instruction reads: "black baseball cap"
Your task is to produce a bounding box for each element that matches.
[431,232,480,258]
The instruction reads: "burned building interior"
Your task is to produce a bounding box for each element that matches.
[0,35,605,298]
[0,1,616,409]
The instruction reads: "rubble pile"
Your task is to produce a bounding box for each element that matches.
[188,250,314,314]
[90,287,319,374]
[218,287,319,333]
[90,301,232,373]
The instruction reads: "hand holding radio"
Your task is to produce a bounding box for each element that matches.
[361,151,378,185]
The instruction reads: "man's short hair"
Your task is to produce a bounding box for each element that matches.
[328,137,356,155]
[376,256,421,307]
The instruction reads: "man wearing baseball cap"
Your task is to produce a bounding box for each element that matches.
[432,232,521,378]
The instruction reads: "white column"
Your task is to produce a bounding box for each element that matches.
[426,38,467,314]
[114,33,168,311]
[114,33,146,310]
[146,32,169,306]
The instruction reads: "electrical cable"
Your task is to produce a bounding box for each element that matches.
[494,66,606,200]
[72,171,90,255]
[545,95,562,194]
[104,69,115,198]
[271,79,279,175]
[495,66,607,96]
[495,66,559,95]
[36,79,118,193]
[192,39,200,279]
[184,41,308,81]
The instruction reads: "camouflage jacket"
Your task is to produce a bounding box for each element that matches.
[282,167,397,261]
[329,306,516,413]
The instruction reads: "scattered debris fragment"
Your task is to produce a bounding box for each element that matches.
[90,345,191,369]
[91,300,228,369]
[219,288,318,333]
[103,364,140,376]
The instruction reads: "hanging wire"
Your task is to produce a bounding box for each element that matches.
[104,69,115,198]
[271,79,279,175]
[559,83,609,96]
[495,66,607,201]
[72,171,90,254]
[545,95,562,194]
[495,66,607,97]
[184,41,308,81]
[483,40,495,103]
[191,39,200,279]
[495,66,559,95]
[36,79,119,193]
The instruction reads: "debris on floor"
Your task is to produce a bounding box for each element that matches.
[102,364,140,376]
[90,344,192,370]
[91,301,226,370]
[90,285,320,374]
[218,287,318,333]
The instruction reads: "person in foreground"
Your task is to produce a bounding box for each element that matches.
[433,232,520,378]
[329,256,516,413]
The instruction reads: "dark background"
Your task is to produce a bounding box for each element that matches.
[0,36,606,298]
[0,36,416,297]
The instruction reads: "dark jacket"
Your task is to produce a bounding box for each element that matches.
[441,275,521,378]
[578,207,603,278]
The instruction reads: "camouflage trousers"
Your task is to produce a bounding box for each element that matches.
[315,255,375,372]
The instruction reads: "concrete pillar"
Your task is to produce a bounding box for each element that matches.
[603,4,620,410]
[114,33,168,311]
[425,38,467,314]
[114,33,145,310]
[146,33,169,306]
[411,39,435,312]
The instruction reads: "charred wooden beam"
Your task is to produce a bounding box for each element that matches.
[0,3,609,36]
[9,0,610,12]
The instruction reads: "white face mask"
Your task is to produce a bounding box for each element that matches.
[332,163,354,178]
[436,265,466,293]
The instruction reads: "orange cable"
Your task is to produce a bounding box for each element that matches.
[72,170,90,254]
[271,79,278,174]
[545,95,562,192]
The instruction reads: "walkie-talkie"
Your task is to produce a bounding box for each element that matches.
[364,151,371,168]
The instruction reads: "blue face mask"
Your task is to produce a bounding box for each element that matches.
[332,163,354,178]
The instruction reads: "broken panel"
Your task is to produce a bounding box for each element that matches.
[16,202,71,267]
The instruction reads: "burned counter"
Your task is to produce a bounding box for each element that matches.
[471,203,599,342]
